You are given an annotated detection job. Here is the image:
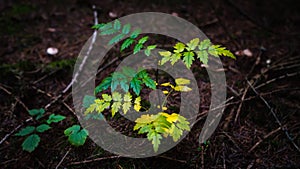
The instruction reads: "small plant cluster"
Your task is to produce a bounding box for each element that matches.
[15,18,234,153]
[15,109,66,152]
[83,19,235,152]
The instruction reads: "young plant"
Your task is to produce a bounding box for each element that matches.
[15,109,65,152]
[83,19,235,152]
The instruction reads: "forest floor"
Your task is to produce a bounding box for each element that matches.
[0,0,299,168]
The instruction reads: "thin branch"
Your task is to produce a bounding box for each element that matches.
[246,80,300,153]
[55,147,71,169]
[248,126,281,153]
[68,155,121,165]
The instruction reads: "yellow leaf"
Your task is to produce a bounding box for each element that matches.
[122,102,131,114]
[160,82,174,88]
[124,92,132,102]
[158,51,172,57]
[160,113,179,123]
[134,96,141,111]
[135,114,155,123]
[163,90,169,94]
[111,102,121,117]
[174,85,192,92]
[175,78,190,85]
[162,106,168,111]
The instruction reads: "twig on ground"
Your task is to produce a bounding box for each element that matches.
[234,85,249,124]
[248,126,281,153]
[158,155,187,163]
[68,155,121,165]
[55,147,71,169]
[246,80,300,153]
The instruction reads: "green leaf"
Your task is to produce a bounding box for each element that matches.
[112,92,122,102]
[138,36,148,44]
[100,28,118,35]
[113,19,121,30]
[151,132,162,152]
[64,125,88,146]
[122,24,131,34]
[211,45,236,59]
[111,102,121,117]
[142,76,156,89]
[122,66,136,77]
[174,42,185,53]
[144,49,151,56]
[98,23,112,31]
[147,45,156,50]
[120,79,129,92]
[95,76,112,94]
[121,38,134,51]
[84,113,105,120]
[186,38,199,51]
[208,45,218,57]
[101,94,112,102]
[144,45,156,56]
[122,102,131,114]
[130,77,142,95]
[91,23,106,29]
[28,108,45,120]
[198,39,211,50]
[159,51,172,57]
[135,114,155,123]
[15,126,35,136]
[183,51,195,68]
[47,114,66,124]
[170,53,181,65]
[169,124,182,142]
[196,50,208,64]
[108,33,125,45]
[22,134,40,152]
[36,124,51,133]
[83,95,96,108]
[130,29,141,38]
[64,125,80,136]
[133,43,143,54]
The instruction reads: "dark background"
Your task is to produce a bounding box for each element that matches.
[0,0,299,168]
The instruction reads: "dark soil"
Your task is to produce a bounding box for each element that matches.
[1,0,299,168]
